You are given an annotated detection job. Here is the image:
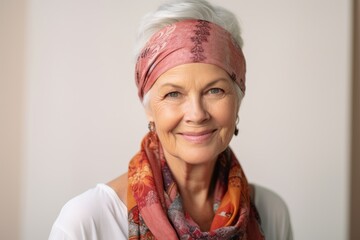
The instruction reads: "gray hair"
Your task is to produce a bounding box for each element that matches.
[136,0,245,108]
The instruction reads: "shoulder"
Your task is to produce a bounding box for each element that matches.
[107,172,128,206]
[251,184,293,240]
[49,183,128,240]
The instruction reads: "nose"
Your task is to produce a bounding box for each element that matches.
[184,95,210,124]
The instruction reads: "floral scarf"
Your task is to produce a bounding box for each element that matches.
[127,132,264,239]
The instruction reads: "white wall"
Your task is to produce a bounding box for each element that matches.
[19,0,351,239]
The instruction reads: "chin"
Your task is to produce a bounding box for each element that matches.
[161,132,232,165]
[176,146,225,166]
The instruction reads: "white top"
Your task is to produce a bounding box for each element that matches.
[49,184,293,240]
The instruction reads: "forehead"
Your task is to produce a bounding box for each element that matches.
[153,63,232,88]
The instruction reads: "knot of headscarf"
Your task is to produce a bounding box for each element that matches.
[127,132,264,239]
[135,19,246,101]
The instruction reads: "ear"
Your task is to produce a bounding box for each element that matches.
[144,105,154,122]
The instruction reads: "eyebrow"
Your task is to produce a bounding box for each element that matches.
[204,78,231,88]
[159,78,230,89]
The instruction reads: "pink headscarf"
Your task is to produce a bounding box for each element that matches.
[135,19,246,101]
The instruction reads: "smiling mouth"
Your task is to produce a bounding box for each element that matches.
[179,130,216,143]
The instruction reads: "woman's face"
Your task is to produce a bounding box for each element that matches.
[146,63,239,165]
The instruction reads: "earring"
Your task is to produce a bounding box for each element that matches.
[148,121,155,132]
[234,127,239,136]
[234,116,239,136]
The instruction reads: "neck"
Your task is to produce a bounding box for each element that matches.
[165,154,218,231]
[167,156,217,196]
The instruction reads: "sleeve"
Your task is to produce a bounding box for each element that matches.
[47,188,102,240]
[49,223,74,240]
[48,184,129,240]
[252,184,293,240]
[48,195,98,240]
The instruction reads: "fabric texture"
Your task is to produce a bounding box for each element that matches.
[135,19,246,100]
[127,132,264,239]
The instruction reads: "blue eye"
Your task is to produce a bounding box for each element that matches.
[165,91,180,98]
[208,88,224,94]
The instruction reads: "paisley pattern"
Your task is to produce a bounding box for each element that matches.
[190,20,211,62]
[127,132,265,239]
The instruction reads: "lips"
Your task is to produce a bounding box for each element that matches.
[179,129,216,143]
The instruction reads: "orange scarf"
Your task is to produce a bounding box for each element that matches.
[127,132,264,239]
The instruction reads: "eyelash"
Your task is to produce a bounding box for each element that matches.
[164,91,181,98]
[208,88,224,95]
[164,88,224,99]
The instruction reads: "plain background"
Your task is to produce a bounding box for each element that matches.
[0,0,353,239]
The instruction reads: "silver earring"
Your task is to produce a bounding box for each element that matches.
[148,121,155,132]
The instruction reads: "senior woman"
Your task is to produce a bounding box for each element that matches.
[49,0,292,239]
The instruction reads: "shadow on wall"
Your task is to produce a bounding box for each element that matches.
[0,0,26,240]
[350,0,360,239]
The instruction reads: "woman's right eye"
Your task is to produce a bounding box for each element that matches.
[165,91,180,98]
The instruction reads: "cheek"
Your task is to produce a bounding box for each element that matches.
[150,102,182,132]
[211,98,238,126]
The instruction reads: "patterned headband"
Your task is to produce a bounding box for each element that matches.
[135,19,246,101]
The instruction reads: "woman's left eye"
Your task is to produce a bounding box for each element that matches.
[208,88,224,95]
